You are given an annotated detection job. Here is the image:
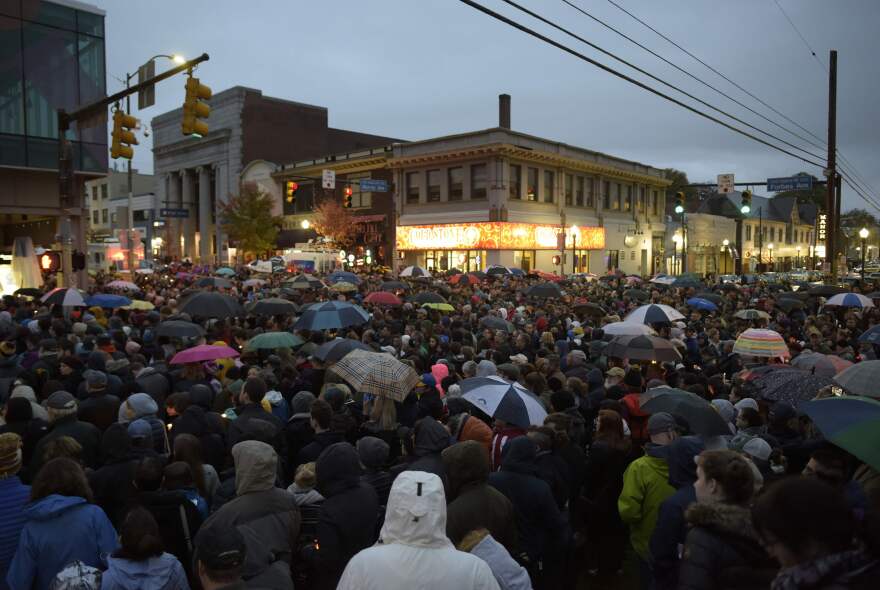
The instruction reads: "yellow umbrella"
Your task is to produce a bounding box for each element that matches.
[422,302,455,312]
[122,300,155,311]
[331,281,358,293]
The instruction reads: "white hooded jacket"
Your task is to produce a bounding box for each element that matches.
[337,470,500,590]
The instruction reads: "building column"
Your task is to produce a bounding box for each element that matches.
[214,162,228,264]
[198,166,212,263]
[181,169,196,260]
[168,172,182,260]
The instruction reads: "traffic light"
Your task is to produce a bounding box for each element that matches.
[740,190,752,214]
[285,181,299,203]
[39,251,61,273]
[182,74,212,137]
[110,108,139,159]
[343,186,353,208]
[674,191,685,214]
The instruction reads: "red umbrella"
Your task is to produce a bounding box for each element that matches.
[364,291,402,306]
[170,344,239,365]
[449,273,481,286]
[533,270,563,282]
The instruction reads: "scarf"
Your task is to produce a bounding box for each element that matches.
[771,549,877,590]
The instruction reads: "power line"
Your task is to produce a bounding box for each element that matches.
[603,0,827,149]
[772,0,828,73]
[495,0,823,162]
[455,0,825,169]
[841,174,880,216]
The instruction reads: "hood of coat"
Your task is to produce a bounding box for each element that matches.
[26,493,87,521]
[232,440,277,495]
[685,501,760,543]
[316,441,361,498]
[119,392,158,423]
[442,440,489,500]
[663,436,705,489]
[586,368,604,389]
[470,533,532,590]
[379,470,451,549]
[188,384,213,410]
[104,554,180,588]
[499,436,537,476]
[290,391,315,415]
[413,416,451,457]
[101,422,132,463]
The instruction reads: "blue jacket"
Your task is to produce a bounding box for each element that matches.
[0,477,30,590]
[100,553,189,590]
[7,494,118,590]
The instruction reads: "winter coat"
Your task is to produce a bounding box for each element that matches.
[309,442,379,590]
[490,426,527,472]
[196,441,300,590]
[170,405,226,472]
[29,413,102,477]
[395,416,451,495]
[0,476,30,590]
[448,413,493,451]
[88,424,138,528]
[78,392,121,432]
[488,437,568,562]
[469,533,533,590]
[132,490,202,580]
[678,502,777,590]
[7,494,118,590]
[100,552,189,590]
[442,441,518,554]
[584,440,628,530]
[769,548,880,590]
[226,403,285,454]
[284,412,314,469]
[617,443,675,560]
[295,430,344,467]
[118,393,168,455]
[337,471,500,590]
[134,367,170,410]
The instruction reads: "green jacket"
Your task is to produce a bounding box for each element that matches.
[618,449,675,560]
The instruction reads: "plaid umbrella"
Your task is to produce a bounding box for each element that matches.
[399,265,431,278]
[285,274,325,290]
[245,331,304,350]
[293,301,369,331]
[833,361,880,398]
[825,293,874,308]
[801,396,880,471]
[364,291,402,306]
[733,328,789,358]
[179,292,244,319]
[791,352,853,377]
[313,338,373,363]
[604,335,682,363]
[751,368,832,407]
[330,349,420,401]
[41,288,86,307]
[246,298,299,316]
[734,309,770,320]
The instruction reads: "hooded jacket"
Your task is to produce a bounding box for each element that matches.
[337,471,500,590]
[678,502,777,590]
[442,441,517,554]
[9,386,49,422]
[310,442,379,590]
[617,443,676,560]
[134,366,170,409]
[118,393,168,455]
[6,494,118,590]
[88,423,137,528]
[488,437,567,562]
[100,552,188,590]
[397,416,451,494]
[0,476,29,590]
[29,412,102,478]
[469,533,533,590]
[196,441,300,590]
[284,391,315,468]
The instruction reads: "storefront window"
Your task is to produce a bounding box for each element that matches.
[607,249,619,270]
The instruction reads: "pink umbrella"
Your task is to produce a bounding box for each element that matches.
[170,344,239,365]
[364,291,402,306]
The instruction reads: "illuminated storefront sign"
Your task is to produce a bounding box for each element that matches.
[396,222,605,251]
[818,214,827,242]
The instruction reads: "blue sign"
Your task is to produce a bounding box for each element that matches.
[767,176,813,192]
[359,179,388,192]
[160,208,189,218]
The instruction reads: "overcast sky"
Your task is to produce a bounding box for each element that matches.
[94,0,879,212]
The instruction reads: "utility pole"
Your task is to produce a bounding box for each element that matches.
[126,74,136,275]
[681,210,687,274]
[826,49,838,282]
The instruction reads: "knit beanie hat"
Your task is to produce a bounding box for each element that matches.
[0,433,23,477]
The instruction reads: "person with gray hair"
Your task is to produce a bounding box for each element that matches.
[30,391,101,477]
[462,360,478,379]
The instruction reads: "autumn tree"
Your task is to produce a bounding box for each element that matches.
[312,198,358,249]
[220,183,282,260]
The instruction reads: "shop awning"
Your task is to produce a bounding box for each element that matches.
[276,228,318,248]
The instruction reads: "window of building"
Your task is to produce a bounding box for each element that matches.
[652,190,659,215]
[448,167,463,201]
[585,177,594,208]
[509,164,521,200]
[133,210,146,222]
[110,212,116,224]
[100,184,107,200]
[527,167,539,201]
[746,225,752,241]
[92,209,98,224]
[564,174,573,206]
[544,171,554,203]
[427,169,441,202]
[406,171,420,204]
[101,209,107,223]
[611,183,621,210]
[91,186,97,200]
[348,175,371,208]
[471,164,487,199]
[607,250,620,270]
[624,185,632,212]
[603,180,611,209]
[575,176,584,207]
[638,187,646,212]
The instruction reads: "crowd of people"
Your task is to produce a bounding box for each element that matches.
[0,262,878,590]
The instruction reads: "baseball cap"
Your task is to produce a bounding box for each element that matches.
[46,391,76,410]
[127,419,152,440]
[647,412,678,435]
[743,437,772,461]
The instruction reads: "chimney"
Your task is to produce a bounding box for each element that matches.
[499,93,511,129]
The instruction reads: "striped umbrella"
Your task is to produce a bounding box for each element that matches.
[293,301,369,331]
[604,334,682,363]
[460,376,547,428]
[41,287,86,307]
[801,396,880,471]
[825,293,874,308]
[399,265,431,278]
[734,309,770,320]
[624,304,685,324]
[833,360,880,398]
[733,328,790,358]
[330,349,420,401]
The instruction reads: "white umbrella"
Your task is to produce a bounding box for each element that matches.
[399,265,431,278]
[624,304,685,324]
[107,280,139,291]
[133,268,154,275]
[459,376,547,428]
[602,321,657,337]
[41,287,86,307]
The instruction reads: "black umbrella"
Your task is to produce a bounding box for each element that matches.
[13,287,42,298]
[641,392,731,436]
[752,368,832,407]
[574,302,606,317]
[247,298,299,316]
[196,277,233,289]
[485,265,512,276]
[695,292,723,305]
[380,280,410,292]
[623,288,649,301]
[808,285,848,297]
[156,320,205,339]
[413,292,447,305]
[777,291,810,300]
[285,274,325,290]
[776,298,805,313]
[717,283,740,292]
[525,282,563,299]
[313,338,373,363]
[480,315,515,333]
[604,335,682,363]
[178,291,244,319]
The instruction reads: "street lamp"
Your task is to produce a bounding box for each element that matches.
[722,239,730,274]
[859,227,869,283]
[570,225,579,274]
[301,219,310,230]
[768,243,774,269]
[672,233,683,275]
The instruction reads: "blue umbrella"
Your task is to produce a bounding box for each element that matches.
[215,267,235,276]
[327,271,361,285]
[686,297,718,312]
[859,325,880,344]
[86,294,132,309]
[294,301,370,331]
[509,268,525,276]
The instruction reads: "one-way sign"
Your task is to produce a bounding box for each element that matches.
[160,208,189,218]
[767,176,813,192]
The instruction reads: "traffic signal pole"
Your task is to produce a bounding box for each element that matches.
[56,53,209,287]
[826,50,838,282]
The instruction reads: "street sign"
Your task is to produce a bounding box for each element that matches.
[160,208,189,218]
[767,176,813,192]
[322,169,336,189]
[359,178,388,192]
[717,173,735,194]
[137,59,155,110]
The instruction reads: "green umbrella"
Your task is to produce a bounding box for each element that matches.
[245,331,304,350]
[215,267,235,276]
[800,396,880,471]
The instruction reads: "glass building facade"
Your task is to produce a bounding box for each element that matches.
[0,0,106,172]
